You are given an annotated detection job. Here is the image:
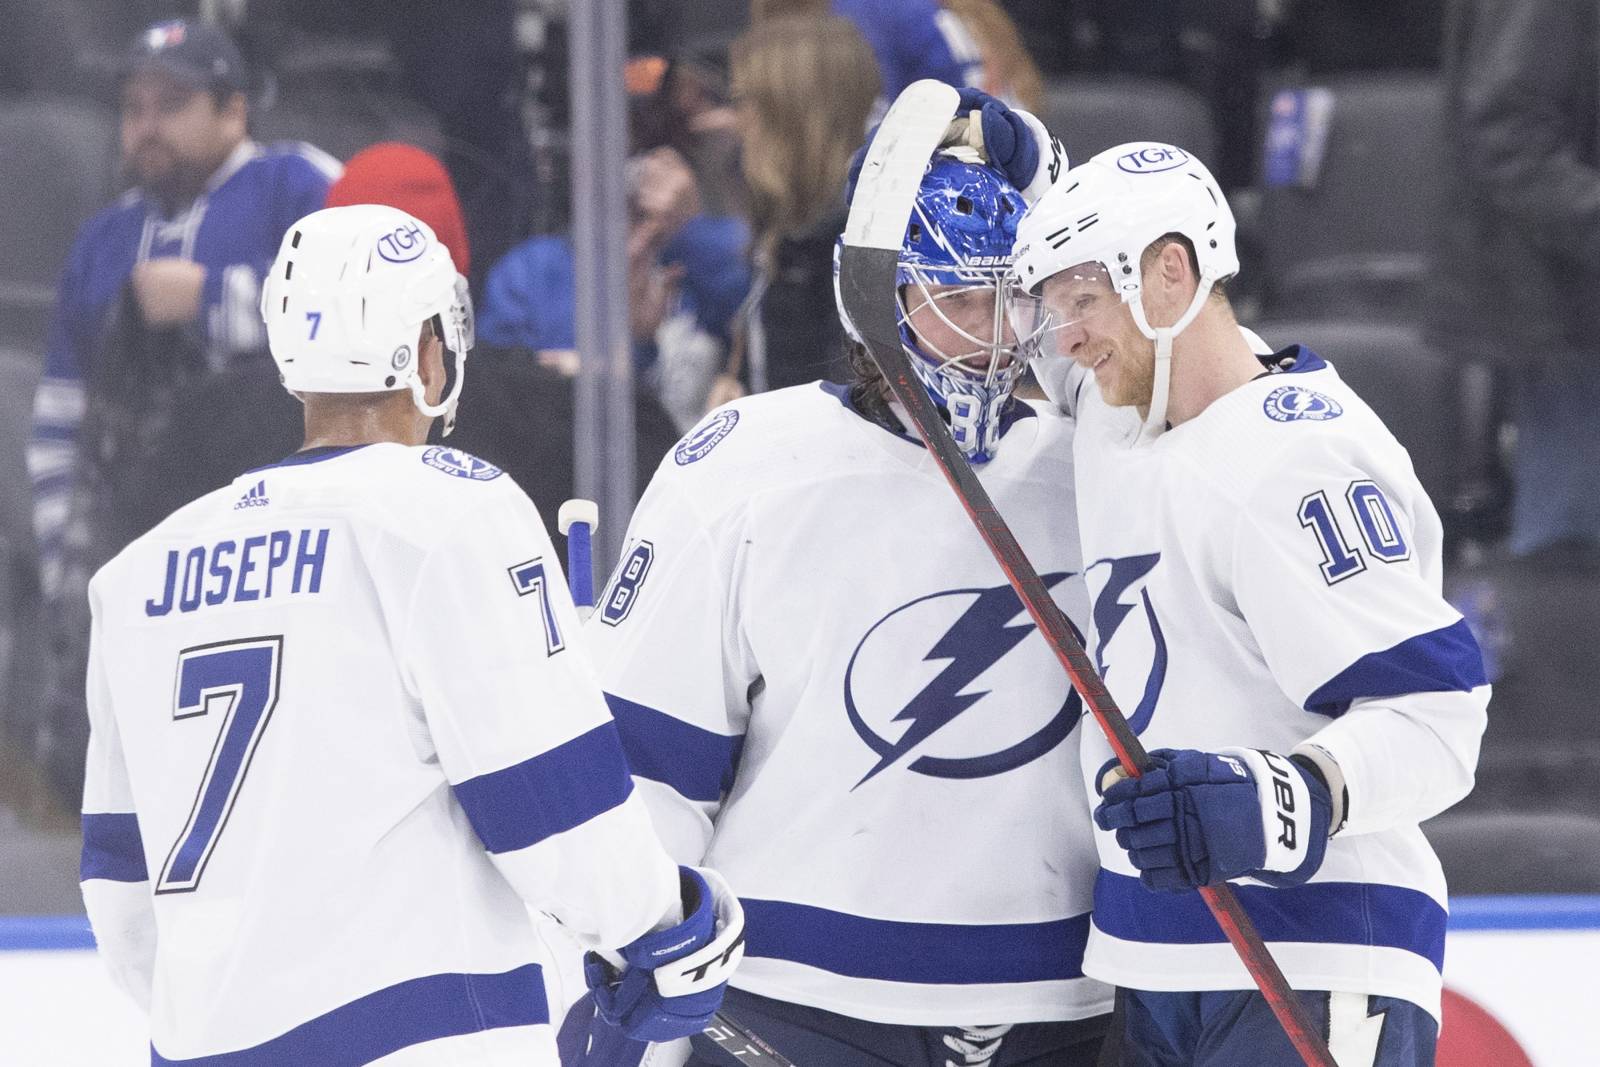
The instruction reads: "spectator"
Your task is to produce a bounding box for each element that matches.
[24,18,337,801]
[1430,0,1600,557]
[713,14,879,403]
[941,0,1045,111]
[478,144,749,429]
[325,141,471,276]
[752,0,977,102]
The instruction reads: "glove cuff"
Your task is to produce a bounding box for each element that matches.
[651,866,745,998]
[1218,748,1318,875]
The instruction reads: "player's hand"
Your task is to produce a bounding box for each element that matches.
[844,88,1063,208]
[943,88,1063,202]
[131,257,206,326]
[584,866,745,1042]
[1094,748,1332,892]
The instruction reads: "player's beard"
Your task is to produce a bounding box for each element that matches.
[1098,338,1157,412]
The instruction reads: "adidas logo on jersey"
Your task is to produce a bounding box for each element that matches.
[234,480,269,510]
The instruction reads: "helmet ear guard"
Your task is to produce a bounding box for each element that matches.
[260,205,474,433]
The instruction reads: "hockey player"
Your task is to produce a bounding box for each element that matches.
[574,139,1112,1064]
[78,204,743,1066]
[1007,144,1490,1065]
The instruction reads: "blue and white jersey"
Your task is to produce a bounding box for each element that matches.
[587,383,1111,1027]
[81,443,680,1065]
[1069,348,1489,1022]
[29,139,338,596]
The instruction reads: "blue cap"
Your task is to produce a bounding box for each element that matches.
[122,19,248,95]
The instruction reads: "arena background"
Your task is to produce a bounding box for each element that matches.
[0,1,1594,1063]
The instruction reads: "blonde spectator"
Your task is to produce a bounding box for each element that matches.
[940,0,1045,112]
[709,14,878,404]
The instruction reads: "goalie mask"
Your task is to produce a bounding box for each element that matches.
[1008,143,1237,440]
[834,154,1028,464]
[260,204,475,434]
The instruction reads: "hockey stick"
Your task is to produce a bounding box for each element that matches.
[838,79,1337,1067]
[558,498,600,619]
[559,503,798,1066]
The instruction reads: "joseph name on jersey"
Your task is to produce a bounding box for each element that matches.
[1070,348,1489,1021]
[586,383,1112,1027]
[81,443,680,1065]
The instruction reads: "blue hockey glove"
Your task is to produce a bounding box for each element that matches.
[845,86,1063,206]
[583,866,745,1042]
[1094,748,1333,892]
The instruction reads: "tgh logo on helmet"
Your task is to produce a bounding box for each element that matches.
[1116,145,1190,174]
[376,222,429,263]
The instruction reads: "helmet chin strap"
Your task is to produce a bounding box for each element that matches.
[1127,275,1216,443]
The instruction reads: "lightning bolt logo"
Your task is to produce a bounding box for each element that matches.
[845,574,1077,787]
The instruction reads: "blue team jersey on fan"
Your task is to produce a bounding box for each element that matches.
[587,383,1112,1029]
[1068,347,1489,1023]
[29,140,339,590]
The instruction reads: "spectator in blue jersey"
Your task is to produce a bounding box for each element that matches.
[752,0,978,103]
[478,145,750,430]
[24,18,338,802]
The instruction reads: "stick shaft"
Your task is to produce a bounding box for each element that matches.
[838,244,1335,1067]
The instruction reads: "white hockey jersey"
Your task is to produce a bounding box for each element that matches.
[1069,348,1489,1022]
[585,383,1113,1027]
[80,443,681,1065]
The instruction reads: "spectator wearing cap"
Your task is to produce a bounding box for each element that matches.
[23,18,339,802]
[325,142,471,276]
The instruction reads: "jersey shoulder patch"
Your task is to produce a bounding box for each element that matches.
[1262,383,1344,423]
[420,446,503,481]
[673,408,740,466]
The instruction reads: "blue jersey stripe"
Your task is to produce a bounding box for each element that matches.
[1094,870,1447,971]
[605,693,744,804]
[151,963,548,1065]
[80,812,148,883]
[453,722,633,854]
[739,898,1090,985]
[1303,619,1487,717]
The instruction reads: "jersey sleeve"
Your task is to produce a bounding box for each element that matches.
[396,481,680,951]
[1223,436,1488,836]
[583,464,758,865]
[80,578,157,1011]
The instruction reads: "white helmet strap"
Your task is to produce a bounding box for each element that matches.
[1128,272,1216,443]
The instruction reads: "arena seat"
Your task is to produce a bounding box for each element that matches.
[0,96,118,353]
[1041,75,1217,165]
[1425,811,1600,893]
[1257,73,1444,320]
[1245,319,1462,508]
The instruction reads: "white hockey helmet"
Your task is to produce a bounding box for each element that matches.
[260,204,474,432]
[1008,143,1236,436]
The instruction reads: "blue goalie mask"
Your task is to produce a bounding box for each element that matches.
[835,153,1029,463]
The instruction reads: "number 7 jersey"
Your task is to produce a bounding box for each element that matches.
[1069,346,1489,1023]
[79,443,681,1065]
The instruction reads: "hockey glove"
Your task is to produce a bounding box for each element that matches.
[583,865,746,1042]
[1094,748,1333,892]
[845,87,1063,207]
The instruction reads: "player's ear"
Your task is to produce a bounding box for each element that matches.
[1157,241,1192,294]
[416,320,446,401]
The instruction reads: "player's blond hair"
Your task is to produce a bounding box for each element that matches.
[731,14,880,260]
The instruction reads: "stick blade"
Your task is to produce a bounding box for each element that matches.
[842,79,959,251]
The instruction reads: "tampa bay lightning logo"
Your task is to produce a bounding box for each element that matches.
[1086,554,1168,735]
[1263,385,1343,423]
[674,409,739,466]
[421,446,503,481]
[844,573,1083,787]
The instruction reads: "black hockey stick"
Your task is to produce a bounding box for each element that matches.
[837,79,1337,1067]
[560,505,798,1067]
